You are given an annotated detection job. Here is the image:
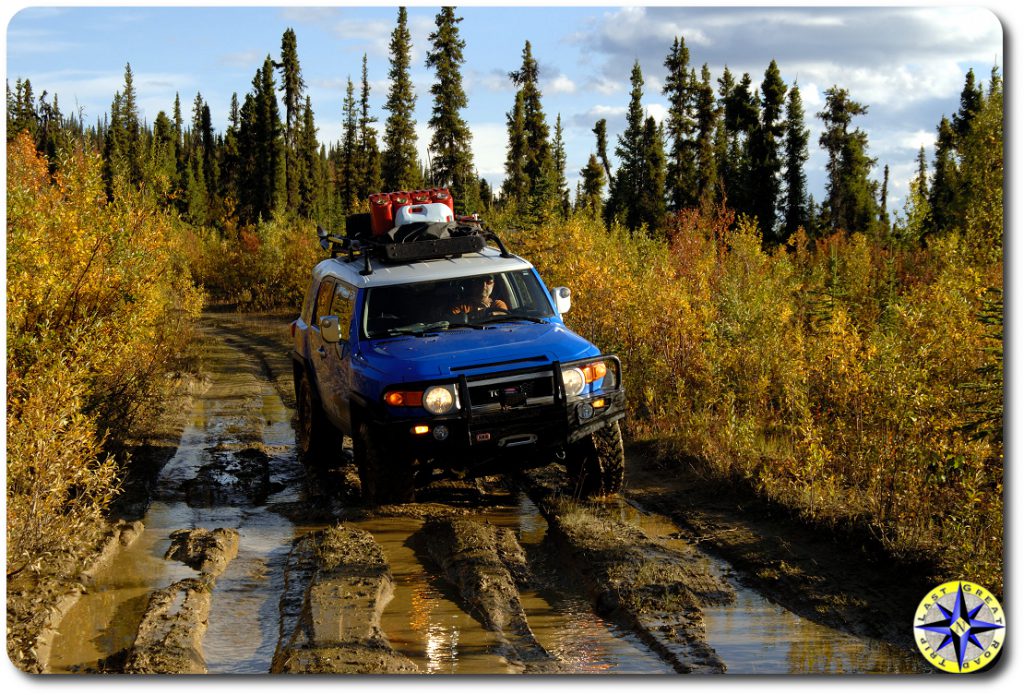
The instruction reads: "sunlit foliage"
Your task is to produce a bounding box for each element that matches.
[6,133,203,575]
[517,205,1002,592]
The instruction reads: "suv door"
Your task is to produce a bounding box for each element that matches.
[309,277,338,427]
[319,281,356,434]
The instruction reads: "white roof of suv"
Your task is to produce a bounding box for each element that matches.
[317,244,535,288]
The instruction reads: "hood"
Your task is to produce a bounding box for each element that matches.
[359,321,599,382]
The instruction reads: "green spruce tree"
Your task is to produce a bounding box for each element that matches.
[357,54,382,199]
[382,7,421,191]
[425,7,479,214]
[782,81,810,237]
[749,60,787,243]
[277,27,306,212]
[663,36,697,209]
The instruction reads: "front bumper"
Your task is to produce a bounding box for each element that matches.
[367,356,626,464]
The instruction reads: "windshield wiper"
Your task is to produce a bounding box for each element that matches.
[387,320,450,336]
[473,313,548,325]
[385,320,484,337]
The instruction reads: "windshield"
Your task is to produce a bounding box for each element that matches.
[363,269,556,338]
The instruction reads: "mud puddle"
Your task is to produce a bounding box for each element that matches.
[47,335,306,673]
[352,495,668,673]
[612,500,923,674]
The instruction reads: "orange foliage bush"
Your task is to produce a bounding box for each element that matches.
[6,133,203,575]
[519,208,1002,592]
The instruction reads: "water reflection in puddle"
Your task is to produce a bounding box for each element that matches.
[613,501,923,674]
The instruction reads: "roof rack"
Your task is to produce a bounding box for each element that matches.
[317,220,512,277]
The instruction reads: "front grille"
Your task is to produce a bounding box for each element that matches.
[466,369,555,413]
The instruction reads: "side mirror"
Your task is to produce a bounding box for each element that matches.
[553,287,571,315]
[319,315,341,344]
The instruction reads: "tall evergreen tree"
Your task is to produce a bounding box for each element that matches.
[357,54,382,199]
[102,91,126,199]
[502,90,528,204]
[723,71,759,216]
[593,118,612,184]
[425,7,478,214]
[637,117,668,236]
[609,61,656,232]
[749,60,787,243]
[952,68,983,143]
[277,27,306,211]
[715,67,737,206]
[929,115,958,234]
[958,68,1002,255]
[237,57,286,224]
[879,163,891,235]
[382,7,421,191]
[782,82,809,237]
[662,36,696,209]
[298,96,323,219]
[817,86,876,232]
[339,77,359,213]
[693,64,720,207]
[552,114,570,217]
[579,153,606,216]
[120,63,144,186]
[220,93,241,213]
[509,40,556,214]
[150,110,177,194]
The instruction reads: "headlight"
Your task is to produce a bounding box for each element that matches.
[561,367,587,397]
[423,385,457,414]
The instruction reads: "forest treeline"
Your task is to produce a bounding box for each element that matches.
[7,7,1003,592]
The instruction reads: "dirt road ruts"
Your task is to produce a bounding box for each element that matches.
[272,525,417,674]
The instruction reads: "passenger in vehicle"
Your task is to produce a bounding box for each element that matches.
[450,275,508,316]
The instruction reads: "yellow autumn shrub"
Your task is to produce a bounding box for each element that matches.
[514,207,1001,592]
[6,133,203,575]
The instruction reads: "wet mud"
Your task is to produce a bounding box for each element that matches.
[520,465,731,673]
[624,446,936,653]
[272,525,417,673]
[416,518,559,672]
[165,528,241,578]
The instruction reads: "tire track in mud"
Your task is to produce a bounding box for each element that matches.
[516,465,733,674]
[272,525,417,674]
[415,518,562,673]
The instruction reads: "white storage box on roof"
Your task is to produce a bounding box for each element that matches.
[394,202,454,227]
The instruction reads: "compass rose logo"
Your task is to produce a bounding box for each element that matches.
[914,581,1005,673]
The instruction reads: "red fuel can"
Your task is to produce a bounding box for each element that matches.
[369,193,394,236]
[410,189,432,204]
[430,188,454,215]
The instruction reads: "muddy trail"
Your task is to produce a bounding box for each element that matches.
[41,312,926,675]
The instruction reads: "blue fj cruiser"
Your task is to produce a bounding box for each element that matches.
[291,196,625,504]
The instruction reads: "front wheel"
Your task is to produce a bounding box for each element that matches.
[354,422,416,505]
[296,371,333,466]
[566,421,625,498]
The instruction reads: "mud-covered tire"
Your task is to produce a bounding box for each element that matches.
[296,371,333,466]
[354,422,416,505]
[566,421,625,498]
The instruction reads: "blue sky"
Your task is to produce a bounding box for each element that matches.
[4,4,1004,212]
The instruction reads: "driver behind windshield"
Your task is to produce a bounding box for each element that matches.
[450,275,508,316]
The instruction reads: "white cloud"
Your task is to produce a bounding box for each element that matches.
[328,19,392,58]
[586,77,624,96]
[219,51,263,69]
[583,6,712,51]
[645,103,668,125]
[546,74,576,94]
